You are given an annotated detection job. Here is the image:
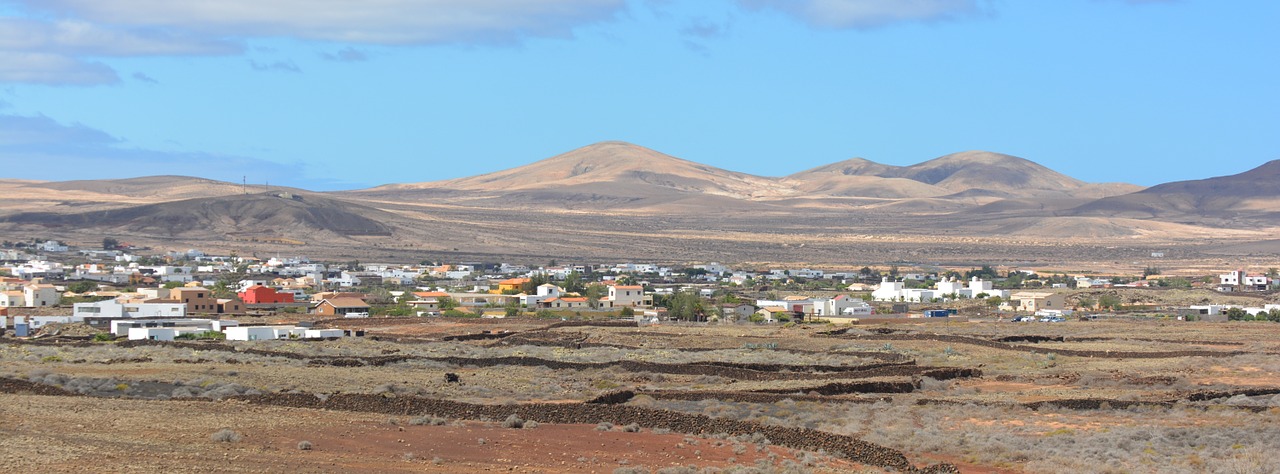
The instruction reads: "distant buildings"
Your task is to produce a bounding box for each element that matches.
[872,277,1008,302]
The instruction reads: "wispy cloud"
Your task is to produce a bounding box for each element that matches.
[0,113,335,188]
[737,0,986,29]
[10,0,627,45]
[321,47,368,62]
[681,17,728,39]
[131,72,158,84]
[249,60,301,73]
[1,0,626,86]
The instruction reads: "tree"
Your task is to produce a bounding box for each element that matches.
[102,237,119,250]
[985,296,1003,308]
[585,284,603,310]
[504,300,521,317]
[364,287,395,305]
[67,281,96,294]
[163,281,183,289]
[1098,294,1121,311]
[666,290,702,321]
[564,271,584,293]
[521,274,548,293]
[620,306,635,317]
[437,296,459,310]
[1225,307,1249,321]
[211,280,235,299]
[1266,308,1280,323]
[1142,266,1161,278]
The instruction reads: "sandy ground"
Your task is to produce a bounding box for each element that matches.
[0,393,858,473]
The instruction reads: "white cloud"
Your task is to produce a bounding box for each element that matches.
[13,0,627,45]
[1,0,626,85]
[738,0,984,29]
[0,52,119,85]
[0,18,242,56]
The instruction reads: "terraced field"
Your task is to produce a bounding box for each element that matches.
[3,318,1279,473]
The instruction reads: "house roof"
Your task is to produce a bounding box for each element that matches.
[320,297,370,308]
[413,291,449,298]
[546,297,587,303]
[498,278,530,285]
[612,285,643,290]
[1011,292,1056,298]
[759,306,788,313]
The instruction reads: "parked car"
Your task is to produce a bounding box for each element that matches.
[1011,316,1033,322]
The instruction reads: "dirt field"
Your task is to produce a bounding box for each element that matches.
[4,317,1280,473]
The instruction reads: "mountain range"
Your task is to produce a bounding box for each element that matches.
[0,141,1275,262]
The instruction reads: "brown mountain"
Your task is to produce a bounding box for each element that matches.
[1069,160,1280,222]
[0,192,396,239]
[787,151,1141,199]
[784,159,949,199]
[353,141,798,209]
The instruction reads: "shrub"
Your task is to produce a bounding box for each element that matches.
[502,414,525,429]
[175,330,226,341]
[297,440,313,451]
[621,423,641,433]
[92,333,114,342]
[409,416,447,426]
[210,429,242,443]
[596,422,614,431]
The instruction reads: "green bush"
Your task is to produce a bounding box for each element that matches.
[92,332,114,342]
[174,330,226,341]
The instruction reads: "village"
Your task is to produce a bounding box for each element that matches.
[2,238,1279,341]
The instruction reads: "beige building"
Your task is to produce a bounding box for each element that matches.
[1005,292,1066,313]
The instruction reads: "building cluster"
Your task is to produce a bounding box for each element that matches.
[871,276,1009,302]
[0,238,1277,332]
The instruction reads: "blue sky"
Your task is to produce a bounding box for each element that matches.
[0,0,1276,190]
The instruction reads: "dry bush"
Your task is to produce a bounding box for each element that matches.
[210,429,241,443]
[502,414,525,429]
[409,416,448,426]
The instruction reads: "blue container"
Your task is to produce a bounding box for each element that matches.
[14,323,29,337]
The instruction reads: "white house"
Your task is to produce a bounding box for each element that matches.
[520,283,563,307]
[603,285,651,308]
[812,295,873,317]
[872,278,906,301]
[127,327,201,341]
[225,325,344,341]
[74,299,187,319]
[874,276,1004,302]
[226,326,295,341]
[112,318,237,336]
[0,291,22,307]
[37,241,68,252]
[936,277,1008,299]
[1218,270,1270,291]
[304,329,345,338]
[23,282,60,307]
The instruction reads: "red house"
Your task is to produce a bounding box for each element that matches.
[238,285,295,304]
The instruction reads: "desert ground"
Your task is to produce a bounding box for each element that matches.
[4,315,1280,473]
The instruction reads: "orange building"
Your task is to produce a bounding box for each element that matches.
[238,285,295,304]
